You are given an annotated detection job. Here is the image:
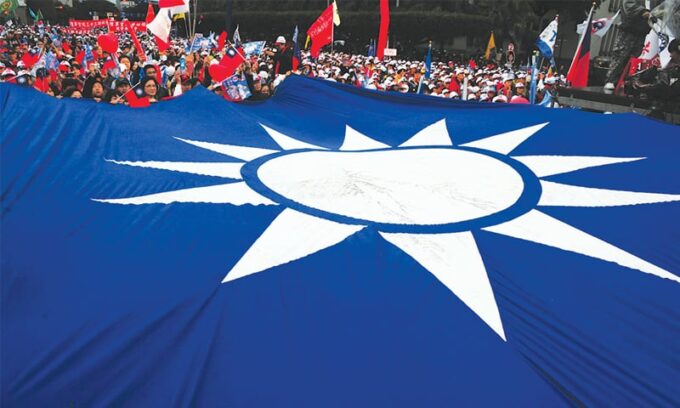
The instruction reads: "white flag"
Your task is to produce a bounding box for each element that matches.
[147,8,172,42]
[233,25,241,45]
[639,29,660,60]
[166,0,189,16]
[577,11,619,38]
[332,1,341,26]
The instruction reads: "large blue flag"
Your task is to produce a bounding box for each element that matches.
[2,77,680,407]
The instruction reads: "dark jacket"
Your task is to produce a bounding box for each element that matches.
[619,0,657,35]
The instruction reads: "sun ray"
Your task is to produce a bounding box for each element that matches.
[339,125,390,151]
[380,231,506,340]
[223,209,363,283]
[260,123,327,150]
[512,155,645,178]
[93,182,275,206]
[483,209,680,283]
[106,159,243,179]
[399,119,453,147]
[538,181,680,207]
[175,137,278,161]
[461,123,549,155]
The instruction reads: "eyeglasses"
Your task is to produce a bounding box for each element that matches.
[144,83,157,88]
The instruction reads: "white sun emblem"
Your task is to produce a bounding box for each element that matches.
[95,120,680,340]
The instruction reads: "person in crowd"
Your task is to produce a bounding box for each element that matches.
[141,77,160,103]
[105,78,132,104]
[631,38,680,101]
[0,21,570,106]
[61,86,82,98]
[604,0,660,90]
[269,36,293,76]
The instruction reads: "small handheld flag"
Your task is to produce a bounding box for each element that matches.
[233,25,242,47]
[292,26,301,71]
[485,32,496,60]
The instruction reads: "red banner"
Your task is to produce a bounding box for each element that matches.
[125,20,147,62]
[377,0,389,60]
[68,19,146,34]
[307,4,334,58]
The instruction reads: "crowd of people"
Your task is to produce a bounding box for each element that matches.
[0,21,565,106]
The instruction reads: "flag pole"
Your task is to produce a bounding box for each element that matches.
[331,10,334,54]
[567,2,595,85]
[530,51,538,104]
[183,13,189,38]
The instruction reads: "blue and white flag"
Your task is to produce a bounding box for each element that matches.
[207,31,217,49]
[242,40,266,57]
[536,16,558,60]
[187,33,204,53]
[424,43,432,79]
[221,73,252,101]
[82,44,94,68]
[418,42,432,94]
[367,38,376,57]
[2,77,680,407]
[44,51,59,71]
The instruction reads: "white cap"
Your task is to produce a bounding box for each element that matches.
[276,36,286,44]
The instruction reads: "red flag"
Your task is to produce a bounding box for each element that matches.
[34,77,49,93]
[216,46,245,80]
[124,89,150,108]
[102,58,118,73]
[567,6,593,87]
[377,0,390,59]
[448,78,460,93]
[125,20,146,62]
[158,0,185,7]
[155,36,170,53]
[217,31,227,51]
[21,52,40,69]
[468,58,477,70]
[62,41,72,54]
[307,4,334,58]
[145,3,155,25]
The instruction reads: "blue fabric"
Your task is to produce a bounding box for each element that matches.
[424,45,432,79]
[535,39,554,59]
[1,77,679,407]
[242,41,266,57]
